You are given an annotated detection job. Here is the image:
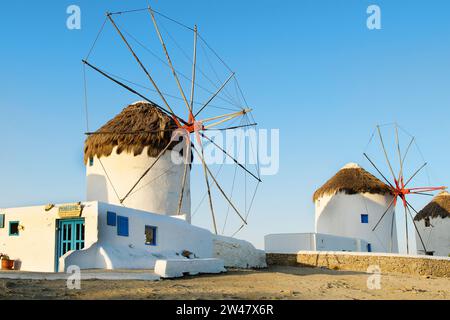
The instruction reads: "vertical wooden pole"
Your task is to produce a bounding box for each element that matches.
[177,134,191,216]
[404,205,409,254]
[148,6,192,113]
[190,25,198,112]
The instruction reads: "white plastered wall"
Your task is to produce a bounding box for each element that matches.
[0,202,99,272]
[264,233,315,253]
[86,146,191,222]
[213,234,267,268]
[61,202,214,271]
[1,201,263,272]
[315,192,398,253]
[264,233,369,253]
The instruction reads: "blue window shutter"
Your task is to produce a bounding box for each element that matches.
[0,214,4,228]
[117,216,129,237]
[367,243,372,252]
[107,211,116,226]
[361,214,369,224]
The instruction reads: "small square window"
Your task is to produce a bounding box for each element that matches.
[145,226,157,246]
[361,214,369,224]
[0,214,4,229]
[117,216,129,237]
[9,221,19,236]
[107,211,116,226]
[89,157,94,167]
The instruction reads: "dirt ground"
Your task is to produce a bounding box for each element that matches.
[0,266,448,300]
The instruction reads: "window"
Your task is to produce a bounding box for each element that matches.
[361,214,369,224]
[0,214,4,228]
[145,226,157,246]
[107,211,116,226]
[89,157,94,167]
[424,217,431,227]
[9,221,19,236]
[367,243,372,252]
[117,216,129,237]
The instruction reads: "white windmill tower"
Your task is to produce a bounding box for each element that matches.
[313,163,399,253]
[414,191,450,256]
[81,5,261,236]
[85,101,192,221]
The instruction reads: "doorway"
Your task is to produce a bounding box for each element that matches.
[55,218,85,271]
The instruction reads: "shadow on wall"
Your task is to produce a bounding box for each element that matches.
[59,243,161,271]
[87,174,109,202]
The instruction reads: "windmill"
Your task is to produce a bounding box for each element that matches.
[363,123,446,254]
[82,5,261,237]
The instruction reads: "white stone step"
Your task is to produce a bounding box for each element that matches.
[155,258,226,278]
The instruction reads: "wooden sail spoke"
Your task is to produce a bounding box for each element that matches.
[189,25,198,113]
[120,140,173,204]
[192,145,247,226]
[148,6,192,114]
[405,201,428,254]
[106,13,178,122]
[377,125,397,181]
[363,153,395,189]
[200,133,261,182]
[371,196,396,232]
[194,72,236,118]
[82,60,187,126]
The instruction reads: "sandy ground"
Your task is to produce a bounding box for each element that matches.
[0,266,448,300]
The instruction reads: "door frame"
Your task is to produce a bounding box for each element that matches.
[55,218,85,272]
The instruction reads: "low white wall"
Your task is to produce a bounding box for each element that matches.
[154,258,226,278]
[415,217,450,257]
[62,202,215,271]
[213,235,267,268]
[315,233,368,252]
[264,233,314,253]
[264,233,369,254]
[0,202,98,272]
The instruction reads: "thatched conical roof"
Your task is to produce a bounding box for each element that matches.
[313,163,393,202]
[414,191,450,221]
[84,101,178,163]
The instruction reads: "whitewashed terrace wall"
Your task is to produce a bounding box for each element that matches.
[1,201,264,272]
[264,233,369,253]
[61,202,214,271]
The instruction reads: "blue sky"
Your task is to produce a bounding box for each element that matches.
[1,0,449,250]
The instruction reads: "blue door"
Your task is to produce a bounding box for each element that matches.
[56,219,85,271]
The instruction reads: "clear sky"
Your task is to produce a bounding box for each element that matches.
[1,0,449,251]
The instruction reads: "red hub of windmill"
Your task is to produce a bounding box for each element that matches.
[392,176,446,208]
